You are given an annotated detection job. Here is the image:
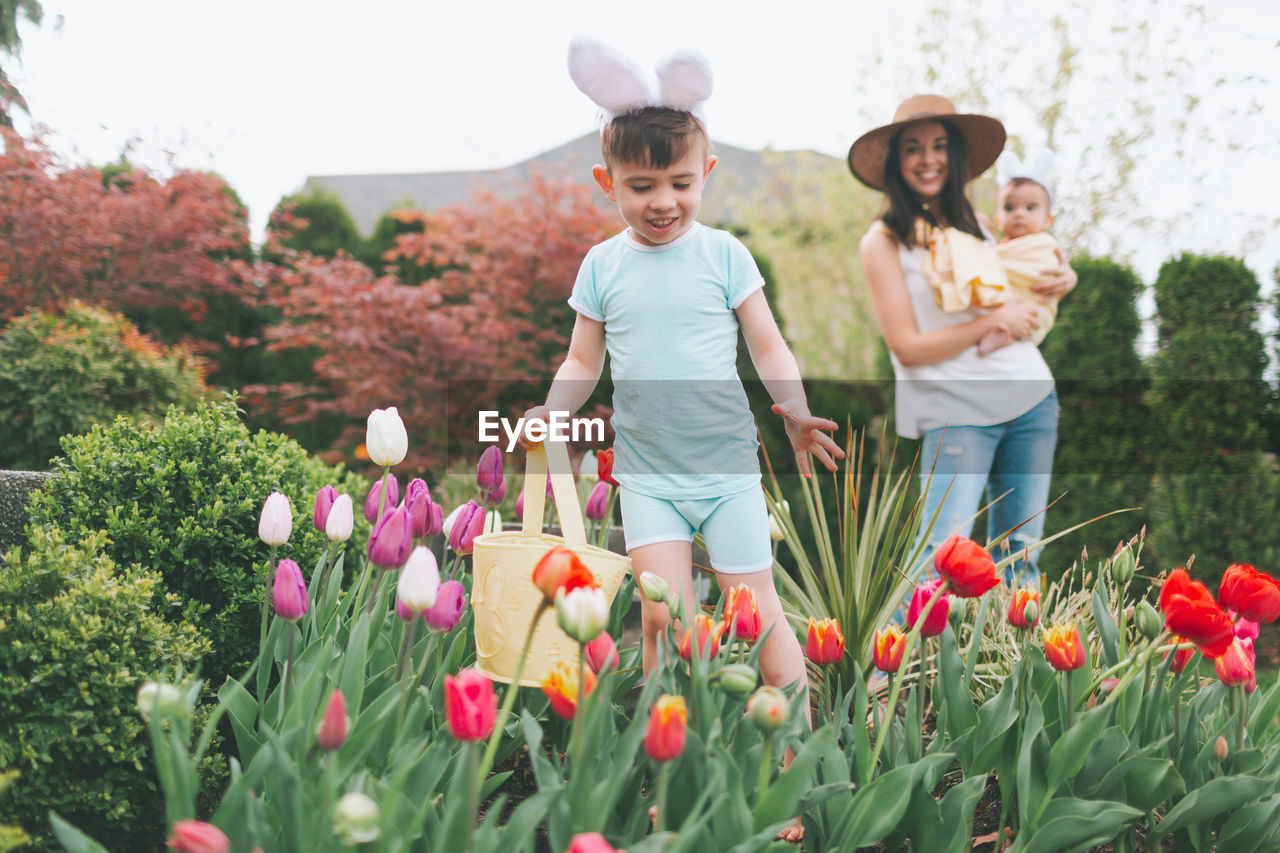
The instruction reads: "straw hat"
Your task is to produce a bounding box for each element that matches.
[847,94,1006,190]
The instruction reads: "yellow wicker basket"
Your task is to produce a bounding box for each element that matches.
[471,440,630,686]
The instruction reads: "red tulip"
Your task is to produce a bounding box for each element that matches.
[1166,637,1197,674]
[363,474,400,523]
[444,668,497,741]
[541,661,596,721]
[1159,569,1235,658]
[805,617,845,665]
[315,689,349,751]
[167,820,229,853]
[368,504,413,569]
[933,535,999,598]
[1214,636,1255,689]
[566,832,621,853]
[596,448,620,487]
[907,579,950,637]
[678,614,721,662]
[721,584,761,644]
[1219,563,1280,624]
[1008,588,1040,629]
[532,545,598,601]
[644,694,688,762]
[584,631,620,674]
[872,625,907,673]
[1042,623,1086,671]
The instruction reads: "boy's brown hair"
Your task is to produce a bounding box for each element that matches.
[601,107,710,170]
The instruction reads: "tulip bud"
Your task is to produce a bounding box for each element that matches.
[404,478,432,538]
[584,481,610,521]
[514,490,525,521]
[315,689,350,751]
[136,680,184,722]
[567,832,619,853]
[1023,598,1040,628]
[272,558,308,621]
[486,478,507,506]
[426,501,444,537]
[444,668,498,741]
[584,630,620,674]
[484,509,502,535]
[555,585,610,644]
[394,596,415,622]
[396,546,440,614]
[313,485,337,532]
[367,505,413,569]
[596,448,619,487]
[167,819,230,853]
[363,474,400,523]
[746,686,788,732]
[333,791,381,845]
[1214,735,1229,762]
[644,694,688,762]
[638,571,670,603]
[767,501,789,541]
[365,407,408,467]
[1136,601,1162,639]
[1111,546,1135,586]
[476,445,504,491]
[257,492,292,546]
[325,494,354,543]
[423,580,467,633]
[712,663,758,697]
[448,500,486,556]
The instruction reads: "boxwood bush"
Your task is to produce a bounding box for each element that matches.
[25,398,368,690]
[0,527,208,850]
[0,301,210,471]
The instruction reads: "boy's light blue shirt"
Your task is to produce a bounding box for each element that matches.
[568,222,764,500]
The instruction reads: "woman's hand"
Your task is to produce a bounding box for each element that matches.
[1031,249,1077,300]
[990,297,1039,342]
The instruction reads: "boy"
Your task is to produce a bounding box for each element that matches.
[525,41,841,735]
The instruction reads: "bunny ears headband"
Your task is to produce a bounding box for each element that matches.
[996,149,1055,203]
[567,35,713,129]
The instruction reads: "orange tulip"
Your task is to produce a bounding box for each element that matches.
[1042,623,1086,672]
[644,694,688,762]
[721,584,761,644]
[805,617,845,666]
[531,545,598,601]
[678,614,722,662]
[540,660,596,721]
[1008,588,1040,629]
[871,625,906,673]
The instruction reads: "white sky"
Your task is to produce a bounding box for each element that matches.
[10,0,1280,294]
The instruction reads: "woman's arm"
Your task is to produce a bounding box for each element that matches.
[860,225,1038,367]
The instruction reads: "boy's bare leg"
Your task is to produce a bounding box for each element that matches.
[632,539,696,677]
[715,567,808,842]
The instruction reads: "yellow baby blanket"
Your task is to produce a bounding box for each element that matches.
[994,232,1060,290]
[918,219,1009,312]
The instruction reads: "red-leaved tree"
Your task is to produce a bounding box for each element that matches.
[252,173,618,474]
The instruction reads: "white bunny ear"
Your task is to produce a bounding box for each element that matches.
[568,36,654,120]
[655,49,713,116]
[1028,150,1055,185]
[995,150,1023,187]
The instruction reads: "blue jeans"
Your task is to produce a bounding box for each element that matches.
[916,390,1059,583]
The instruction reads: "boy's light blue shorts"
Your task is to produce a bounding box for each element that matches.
[618,485,772,575]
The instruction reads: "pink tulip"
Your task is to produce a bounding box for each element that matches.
[167,819,229,853]
[448,500,486,556]
[477,445,504,491]
[566,832,620,853]
[315,689,349,751]
[486,477,507,506]
[514,490,524,521]
[363,474,400,523]
[1215,636,1255,690]
[423,579,467,632]
[584,481,610,521]
[313,485,337,532]
[272,559,308,621]
[907,578,950,637]
[405,477,433,538]
[585,631,620,674]
[395,596,416,622]
[426,501,444,537]
[368,505,413,569]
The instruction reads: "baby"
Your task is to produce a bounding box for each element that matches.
[977,149,1063,355]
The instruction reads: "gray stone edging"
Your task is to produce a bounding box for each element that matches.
[0,471,54,554]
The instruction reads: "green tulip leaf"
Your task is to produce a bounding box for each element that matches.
[1045,703,1112,796]
[938,625,977,737]
[1151,775,1275,842]
[1015,702,1047,831]
[1070,727,1129,798]
[1091,589,1120,668]
[751,729,828,833]
[1014,798,1143,853]
[47,812,112,853]
[1247,679,1280,742]
[961,674,1019,777]
[1215,794,1280,853]
[1119,757,1185,813]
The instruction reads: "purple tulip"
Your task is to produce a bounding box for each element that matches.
[448,500,486,556]
[405,477,433,538]
[426,501,444,537]
[584,481,610,521]
[368,504,413,569]
[395,596,416,622]
[313,485,338,532]
[486,477,507,506]
[514,490,524,521]
[364,474,401,523]
[476,445,504,491]
[273,558,308,621]
[423,579,467,632]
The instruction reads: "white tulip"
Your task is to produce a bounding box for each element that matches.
[257,491,293,546]
[554,585,609,644]
[397,546,440,613]
[325,494,354,543]
[365,407,408,467]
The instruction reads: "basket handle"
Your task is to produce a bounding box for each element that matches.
[521,441,587,545]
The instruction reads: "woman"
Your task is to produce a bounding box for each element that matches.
[852,95,1076,579]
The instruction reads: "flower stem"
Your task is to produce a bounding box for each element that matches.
[757,731,774,808]
[477,599,551,796]
[655,761,671,833]
[259,544,278,658]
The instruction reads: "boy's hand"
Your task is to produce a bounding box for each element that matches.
[771,400,844,478]
[517,405,551,451]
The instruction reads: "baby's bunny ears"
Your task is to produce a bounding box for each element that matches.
[567,36,713,128]
[996,149,1055,203]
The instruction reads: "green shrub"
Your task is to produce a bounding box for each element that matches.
[0,527,208,850]
[25,398,367,689]
[0,301,210,471]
